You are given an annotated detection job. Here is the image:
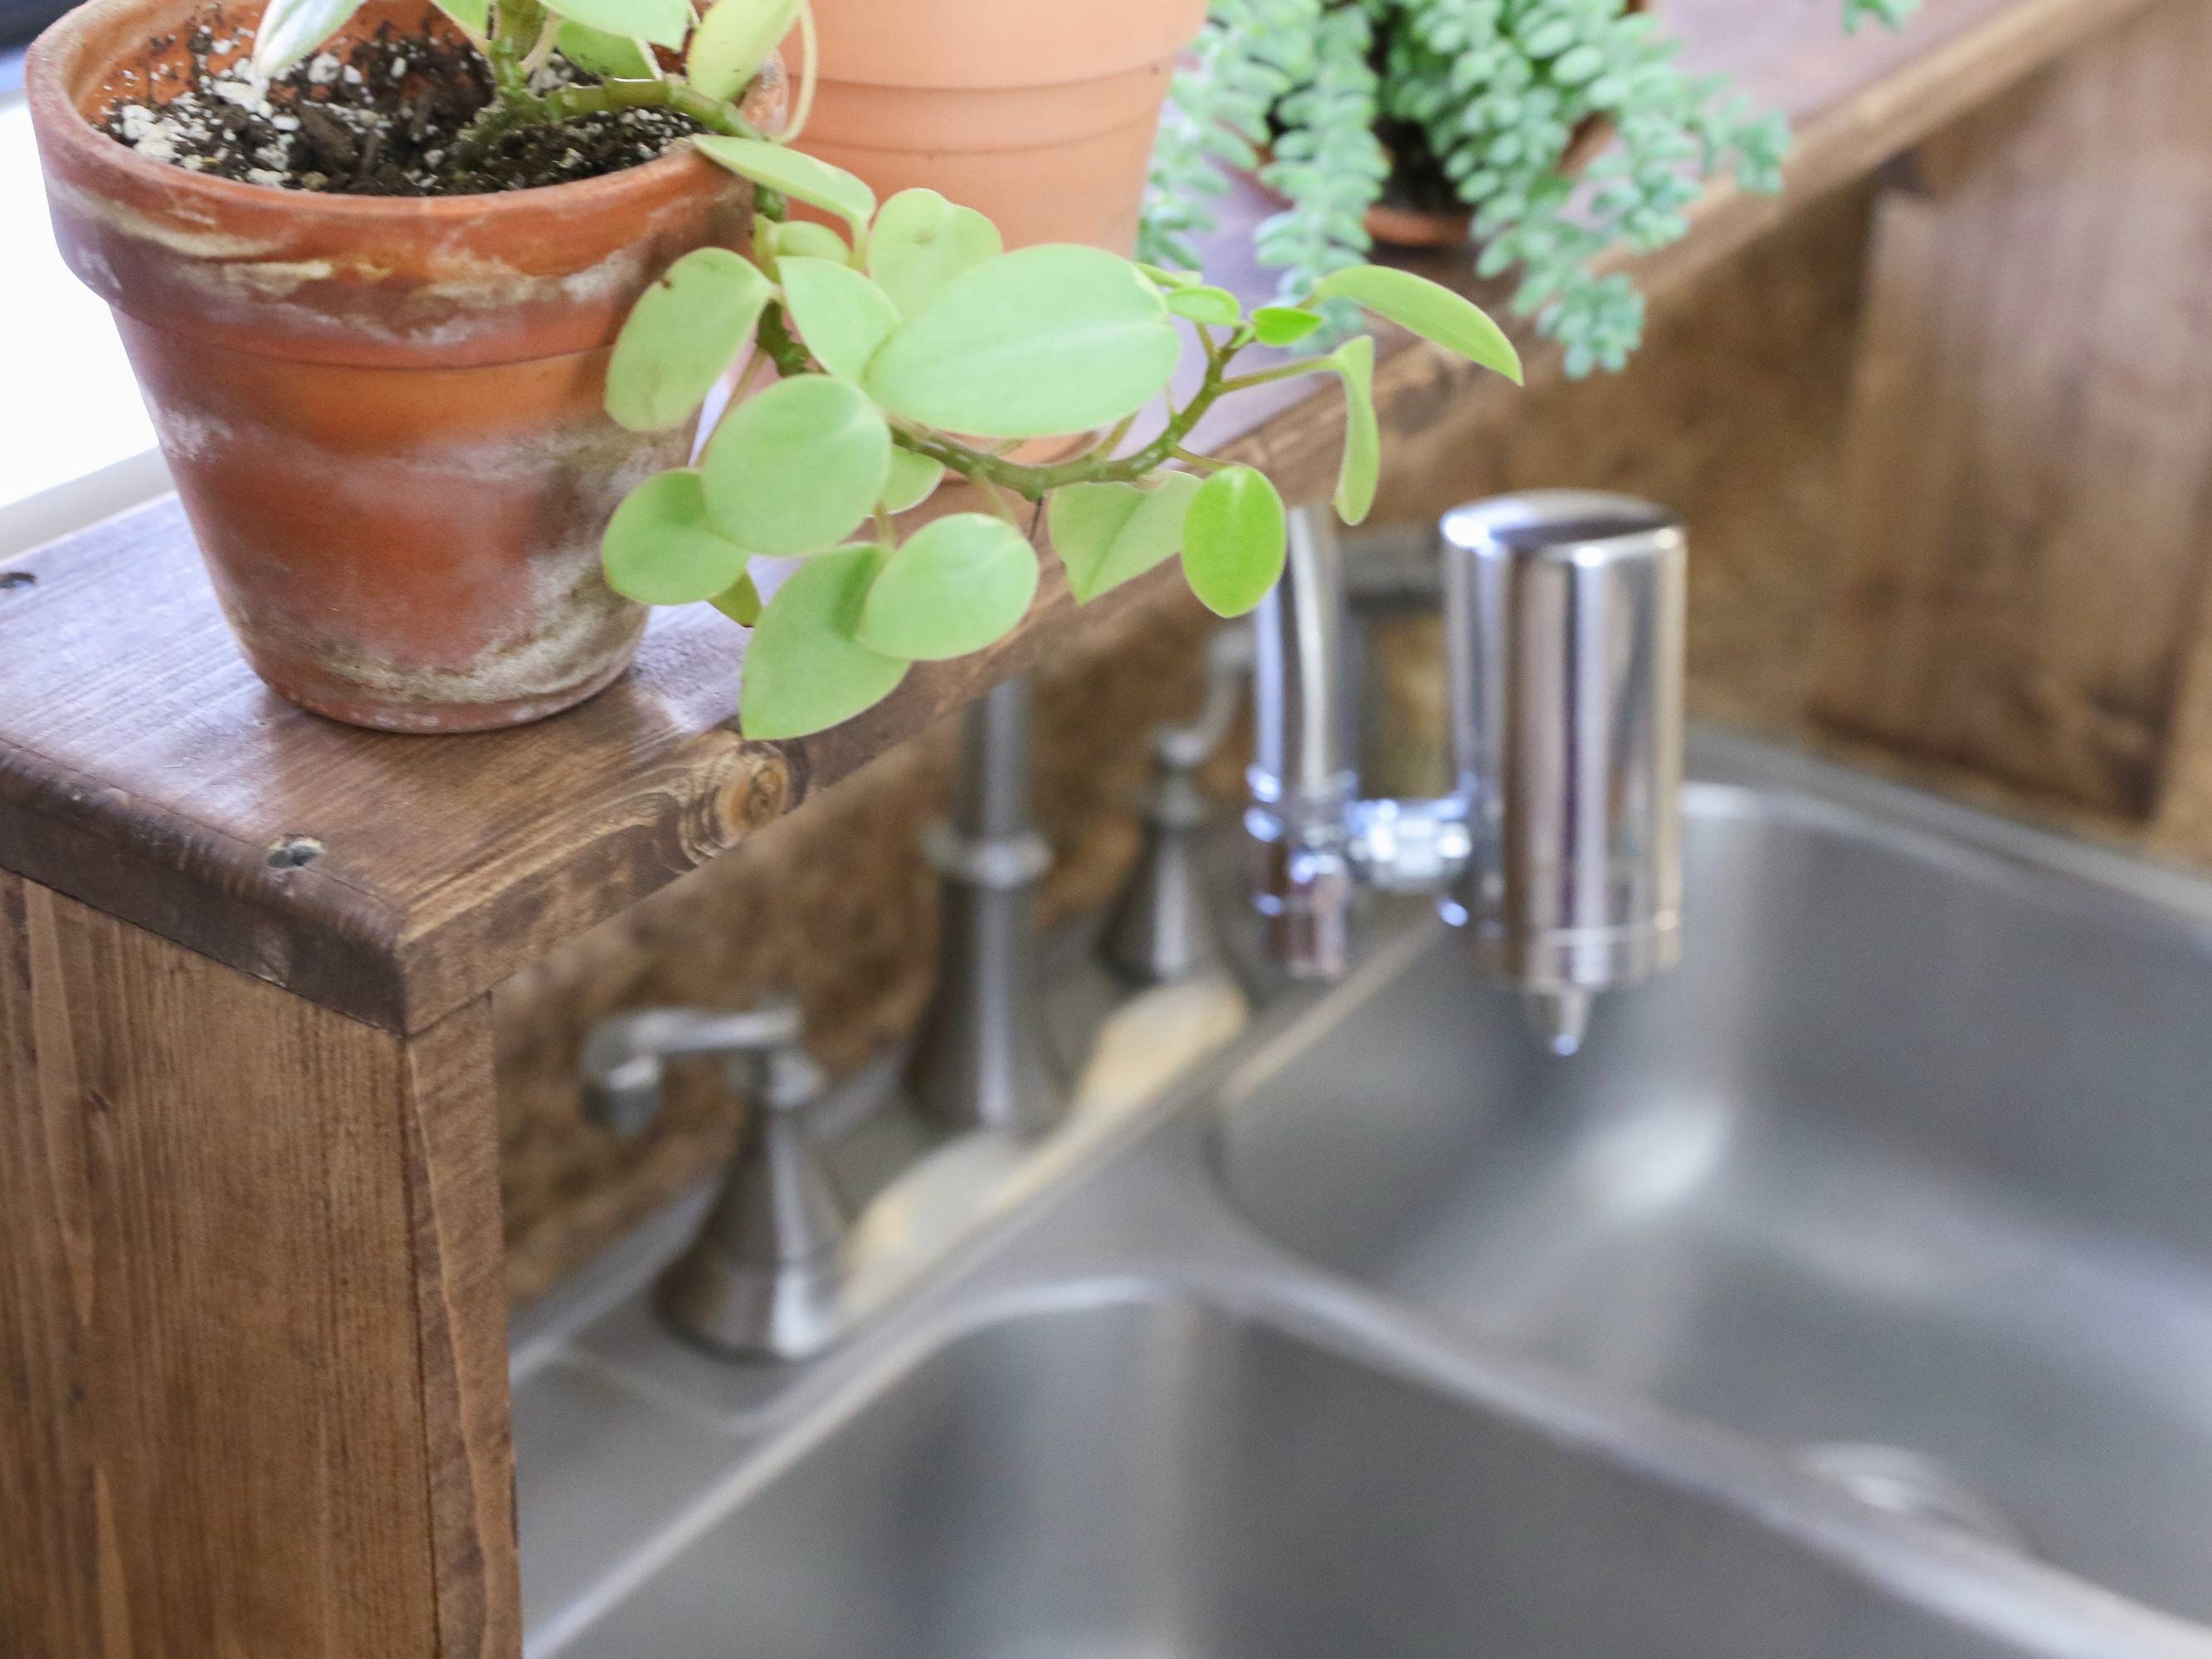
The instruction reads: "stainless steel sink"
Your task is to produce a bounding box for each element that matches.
[515,730,2212,1659]
[558,1293,2082,1659]
[1216,732,2212,1629]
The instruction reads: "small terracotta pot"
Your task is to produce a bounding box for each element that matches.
[28,0,780,732]
[1352,0,1654,251]
[801,0,1208,253]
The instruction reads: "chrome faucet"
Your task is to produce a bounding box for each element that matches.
[1248,491,1687,1053]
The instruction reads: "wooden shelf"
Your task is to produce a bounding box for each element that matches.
[0,0,2154,1037]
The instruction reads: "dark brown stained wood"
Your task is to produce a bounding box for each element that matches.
[1814,0,2212,815]
[0,868,514,1658]
[0,0,2164,1034]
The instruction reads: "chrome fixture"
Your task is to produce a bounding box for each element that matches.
[903,677,1068,1137]
[1248,491,1686,1053]
[581,1001,853,1360]
[1098,628,1253,989]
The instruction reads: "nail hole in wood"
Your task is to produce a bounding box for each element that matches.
[267,834,324,869]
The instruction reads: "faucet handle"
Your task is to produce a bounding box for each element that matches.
[580,1001,808,1137]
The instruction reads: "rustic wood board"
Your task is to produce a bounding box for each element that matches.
[1815,0,2212,815]
[0,869,515,1657]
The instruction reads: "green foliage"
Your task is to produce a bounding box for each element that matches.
[1049,474,1204,604]
[544,0,693,51]
[857,515,1040,660]
[700,374,890,556]
[606,248,772,433]
[606,228,1518,736]
[868,191,1005,319]
[602,471,752,604]
[695,138,877,242]
[687,0,801,101]
[1147,0,1918,374]
[1182,467,1289,618]
[740,548,911,741]
[553,21,655,79]
[863,246,1182,440]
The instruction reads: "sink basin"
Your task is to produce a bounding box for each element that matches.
[558,1294,2037,1659]
[1215,763,2212,1625]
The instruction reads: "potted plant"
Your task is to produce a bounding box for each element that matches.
[803,0,1210,253]
[31,0,1524,739]
[1144,0,1917,377]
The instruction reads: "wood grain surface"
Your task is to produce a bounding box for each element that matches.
[0,869,514,1658]
[1815,0,2212,815]
[0,0,2153,1035]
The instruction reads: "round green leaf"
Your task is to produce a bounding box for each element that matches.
[883,448,945,514]
[1308,265,1523,384]
[686,0,798,101]
[857,513,1039,660]
[435,0,489,34]
[1164,285,1242,327]
[864,246,1180,440]
[693,137,876,242]
[1182,466,1288,619]
[602,470,752,605]
[1048,473,1201,604]
[1331,335,1380,527]
[607,248,773,434]
[769,221,853,269]
[1138,263,1201,290]
[1252,305,1325,348]
[778,257,902,383]
[740,547,910,739]
[546,0,693,51]
[557,21,655,76]
[702,375,890,556]
[867,189,1004,320]
[714,570,763,627]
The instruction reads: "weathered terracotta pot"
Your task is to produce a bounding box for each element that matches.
[28,0,778,732]
[801,0,1207,253]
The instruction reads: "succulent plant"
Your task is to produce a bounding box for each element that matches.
[1144,0,1918,376]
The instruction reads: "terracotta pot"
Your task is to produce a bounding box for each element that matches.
[27,0,780,732]
[1355,0,1654,251]
[801,0,1208,253]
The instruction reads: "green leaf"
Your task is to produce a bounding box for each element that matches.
[1048,473,1202,604]
[768,220,853,269]
[779,257,902,382]
[1138,263,1200,290]
[1164,285,1243,327]
[1182,466,1287,618]
[1252,305,1325,348]
[686,0,799,102]
[1309,265,1523,384]
[556,20,654,77]
[1330,334,1380,526]
[883,448,945,514]
[857,514,1039,660]
[701,375,891,556]
[714,571,763,627]
[602,470,752,605]
[434,0,489,36]
[740,547,910,739]
[868,189,1003,320]
[865,246,1180,440]
[694,137,875,242]
[252,0,368,76]
[545,0,693,49]
[606,248,772,433]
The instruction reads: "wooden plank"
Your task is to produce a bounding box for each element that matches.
[1814,0,2212,815]
[0,0,2163,1034]
[0,869,513,1658]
